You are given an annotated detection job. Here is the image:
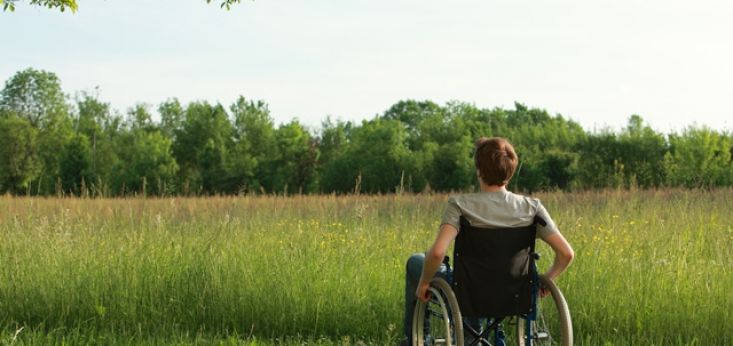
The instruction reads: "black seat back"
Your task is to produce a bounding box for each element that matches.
[452,216,538,318]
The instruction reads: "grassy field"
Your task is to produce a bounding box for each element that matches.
[0,189,731,345]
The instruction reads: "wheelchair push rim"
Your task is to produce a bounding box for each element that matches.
[413,278,464,346]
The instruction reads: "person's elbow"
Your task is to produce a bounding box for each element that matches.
[560,245,575,265]
[545,232,574,265]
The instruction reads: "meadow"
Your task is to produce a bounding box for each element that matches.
[0,189,731,345]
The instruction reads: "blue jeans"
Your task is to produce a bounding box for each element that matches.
[403,253,484,344]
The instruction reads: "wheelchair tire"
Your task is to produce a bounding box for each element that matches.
[516,275,573,346]
[412,277,464,346]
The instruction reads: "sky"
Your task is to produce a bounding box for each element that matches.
[2,0,732,134]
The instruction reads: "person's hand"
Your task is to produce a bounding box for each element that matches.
[539,285,550,298]
[540,272,556,298]
[416,282,431,302]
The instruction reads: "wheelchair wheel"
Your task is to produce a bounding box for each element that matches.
[412,277,464,346]
[516,275,572,346]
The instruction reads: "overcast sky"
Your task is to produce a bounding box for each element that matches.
[2,0,732,133]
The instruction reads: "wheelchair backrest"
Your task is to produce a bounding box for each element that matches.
[452,216,542,318]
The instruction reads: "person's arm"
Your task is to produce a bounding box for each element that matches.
[415,224,459,302]
[541,232,574,281]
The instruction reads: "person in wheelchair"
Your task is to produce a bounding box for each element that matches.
[403,137,574,346]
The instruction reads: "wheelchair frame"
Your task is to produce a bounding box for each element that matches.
[412,253,572,346]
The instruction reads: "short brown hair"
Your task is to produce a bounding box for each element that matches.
[474,137,518,186]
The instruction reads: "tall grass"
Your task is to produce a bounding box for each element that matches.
[0,190,731,345]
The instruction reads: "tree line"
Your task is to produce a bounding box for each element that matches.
[1,68,732,196]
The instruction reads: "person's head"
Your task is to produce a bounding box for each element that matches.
[474,137,518,186]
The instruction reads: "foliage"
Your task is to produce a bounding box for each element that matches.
[323,118,414,194]
[0,68,68,129]
[267,120,318,194]
[1,0,248,12]
[206,0,246,10]
[1,69,75,195]
[58,134,93,195]
[664,127,733,188]
[158,98,184,140]
[172,101,233,194]
[0,115,40,193]
[1,0,77,12]
[72,91,121,196]
[2,68,733,196]
[229,96,275,193]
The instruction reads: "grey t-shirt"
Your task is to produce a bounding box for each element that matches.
[440,190,560,240]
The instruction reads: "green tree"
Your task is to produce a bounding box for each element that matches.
[1,68,74,194]
[575,131,624,189]
[322,119,413,194]
[75,91,116,191]
[75,91,106,139]
[172,101,233,194]
[318,118,350,166]
[411,102,483,192]
[58,134,93,195]
[229,96,275,193]
[1,68,68,129]
[617,115,667,187]
[664,127,732,188]
[316,118,352,192]
[266,120,318,194]
[158,98,185,139]
[128,104,155,132]
[382,100,485,192]
[382,100,445,151]
[499,103,584,192]
[0,115,41,194]
[114,131,179,196]
[429,137,474,192]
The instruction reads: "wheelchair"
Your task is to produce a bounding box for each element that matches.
[412,217,572,346]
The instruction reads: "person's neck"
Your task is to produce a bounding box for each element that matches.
[480,184,506,193]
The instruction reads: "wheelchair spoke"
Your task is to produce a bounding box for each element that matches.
[428,296,449,319]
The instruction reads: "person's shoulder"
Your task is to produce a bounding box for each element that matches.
[506,191,544,208]
[447,192,485,204]
[444,194,461,210]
